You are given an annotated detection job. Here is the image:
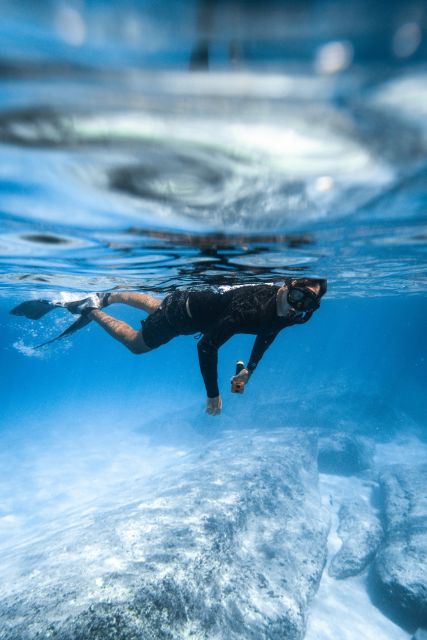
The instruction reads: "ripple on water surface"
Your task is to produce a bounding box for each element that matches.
[0,70,426,299]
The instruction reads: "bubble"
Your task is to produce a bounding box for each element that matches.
[13,340,47,359]
[315,41,354,75]
[393,22,422,58]
[54,5,86,47]
[314,176,334,192]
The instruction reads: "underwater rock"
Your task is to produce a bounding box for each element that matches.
[0,429,329,640]
[328,499,382,579]
[318,432,374,475]
[374,464,427,626]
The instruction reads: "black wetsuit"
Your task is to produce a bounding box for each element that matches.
[142,285,313,398]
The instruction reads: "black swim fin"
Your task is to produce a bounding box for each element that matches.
[35,314,93,348]
[10,299,58,320]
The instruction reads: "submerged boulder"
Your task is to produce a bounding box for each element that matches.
[0,429,329,640]
[318,432,374,475]
[328,499,382,579]
[374,464,427,626]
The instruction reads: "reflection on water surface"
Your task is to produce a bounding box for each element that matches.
[0,69,426,301]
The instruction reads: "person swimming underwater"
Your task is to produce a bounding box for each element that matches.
[11,278,327,415]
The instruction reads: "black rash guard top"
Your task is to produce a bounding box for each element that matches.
[187,284,313,398]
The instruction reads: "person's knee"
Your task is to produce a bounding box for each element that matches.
[128,333,150,355]
[128,342,145,355]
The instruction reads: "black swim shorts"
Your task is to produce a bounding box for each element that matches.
[141,290,197,349]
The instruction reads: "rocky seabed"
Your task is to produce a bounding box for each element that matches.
[0,428,426,639]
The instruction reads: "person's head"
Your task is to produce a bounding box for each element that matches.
[284,277,327,312]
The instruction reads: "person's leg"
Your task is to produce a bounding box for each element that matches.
[89,309,151,354]
[107,292,163,314]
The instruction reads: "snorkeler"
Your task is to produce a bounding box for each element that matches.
[11,278,326,415]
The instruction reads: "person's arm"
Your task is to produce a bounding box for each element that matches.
[230,330,279,388]
[197,319,236,411]
[246,330,280,376]
[244,313,314,376]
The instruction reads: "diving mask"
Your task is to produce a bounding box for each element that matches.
[287,286,320,312]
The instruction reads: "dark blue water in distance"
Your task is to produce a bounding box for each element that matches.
[1,2,427,639]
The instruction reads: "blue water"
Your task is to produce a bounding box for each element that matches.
[1,2,427,639]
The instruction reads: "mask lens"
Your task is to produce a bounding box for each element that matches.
[289,288,305,302]
[288,287,319,311]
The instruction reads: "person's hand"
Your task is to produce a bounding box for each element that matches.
[231,368,251,385]
[206,395,222,416]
